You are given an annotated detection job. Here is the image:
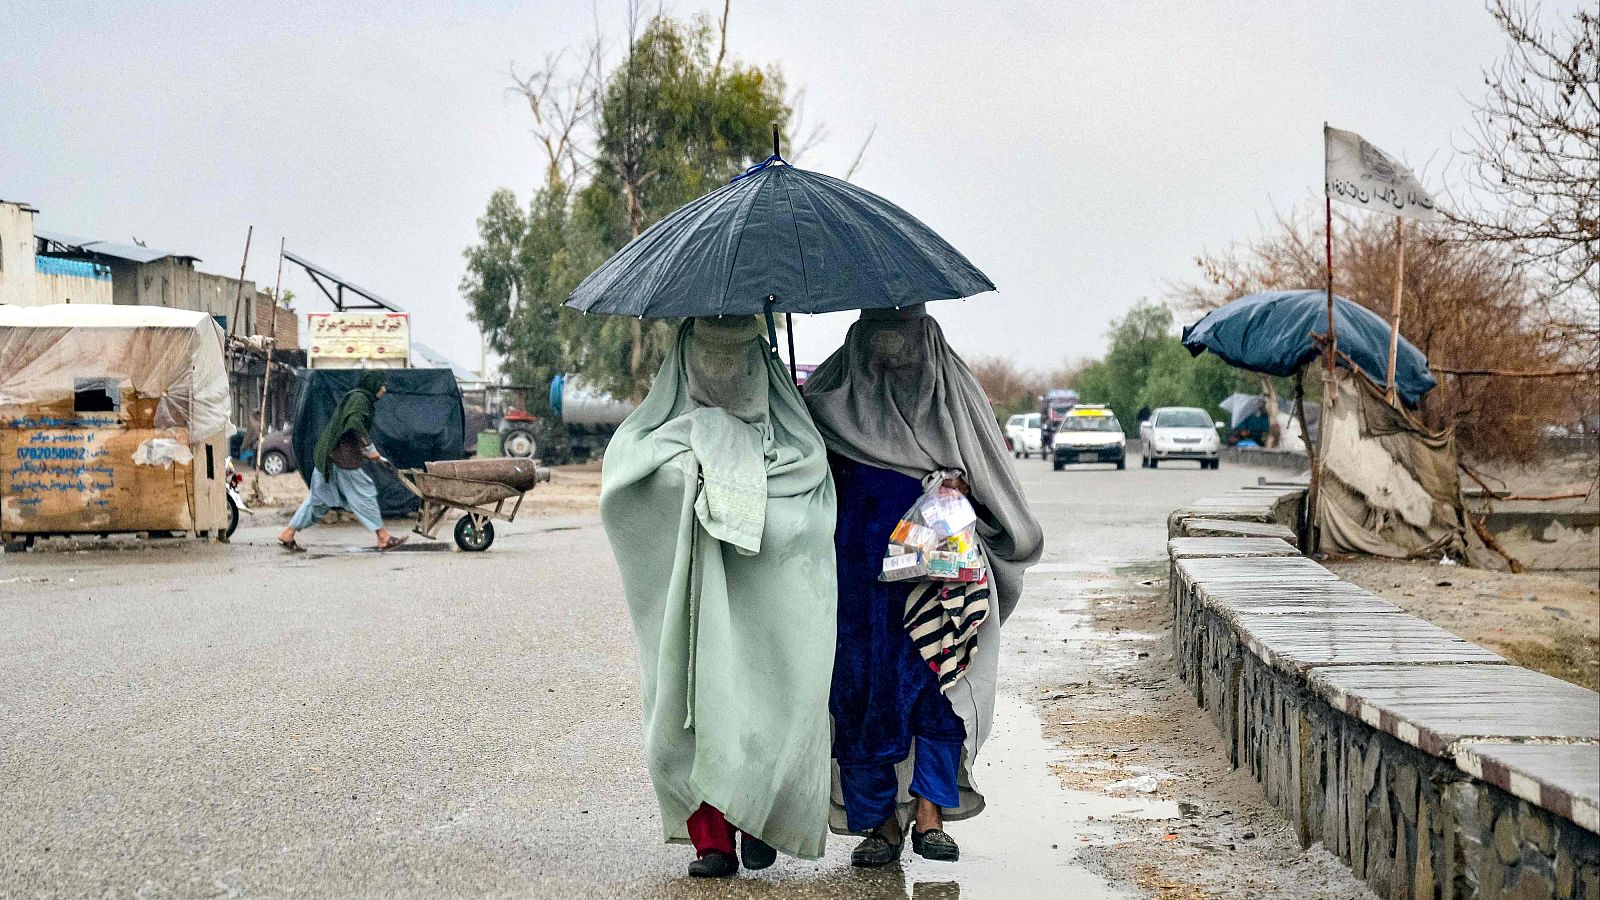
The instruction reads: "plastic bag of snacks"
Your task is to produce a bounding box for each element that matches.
[880,471,986,583]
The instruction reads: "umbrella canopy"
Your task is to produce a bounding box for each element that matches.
[1181,290,1436,406]
[564,156,994,318]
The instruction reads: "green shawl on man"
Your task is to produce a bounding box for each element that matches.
[312,371,383,478]
[599,317,838,860]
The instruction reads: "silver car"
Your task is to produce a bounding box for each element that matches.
[1139,407,1223,469]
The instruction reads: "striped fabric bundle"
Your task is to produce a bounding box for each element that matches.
[904,575,992,692]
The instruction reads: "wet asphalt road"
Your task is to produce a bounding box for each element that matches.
[0,454,1269,898]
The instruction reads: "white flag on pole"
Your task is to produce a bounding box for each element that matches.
[1324,126,1440,221]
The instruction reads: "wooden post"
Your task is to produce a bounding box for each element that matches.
[1294,367,1318,549]
[251,239,285,501]
[1385,217,1404,400]
[229,225,253,338]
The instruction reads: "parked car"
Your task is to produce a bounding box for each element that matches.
[1052,405,1125,470]
[1005,413,1044,458]
[258,428,296,476]
[1140,406,1223,469]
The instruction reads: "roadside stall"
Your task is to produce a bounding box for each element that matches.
[0,305,232,548]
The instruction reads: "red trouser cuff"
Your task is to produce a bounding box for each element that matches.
[686,802,736,857]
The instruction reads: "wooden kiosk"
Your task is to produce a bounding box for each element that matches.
[0,305,232,546]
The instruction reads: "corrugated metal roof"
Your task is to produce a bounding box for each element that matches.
[32,227,198,264]
[33,227,91,247]
[78,240,176,264]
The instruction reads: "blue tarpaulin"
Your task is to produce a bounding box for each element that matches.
[1181,290,1436,406]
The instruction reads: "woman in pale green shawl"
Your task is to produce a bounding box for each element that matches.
[600,316,837,878]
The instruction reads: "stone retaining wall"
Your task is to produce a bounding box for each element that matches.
[1220,445,1312,471]
[1167,487,1600,899]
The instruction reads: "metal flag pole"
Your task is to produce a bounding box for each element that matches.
[1385,217,1405,400]
[1322,126,1337,381]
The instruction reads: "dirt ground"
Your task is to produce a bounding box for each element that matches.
[1036,563,1377,900]
[1328,557,1600,691]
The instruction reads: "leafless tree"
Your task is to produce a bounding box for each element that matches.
[507,39,604,189]
[1450,0,1598,352]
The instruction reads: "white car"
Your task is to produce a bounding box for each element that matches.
[1005,413,1043,458]
[1140,406,1223,469]
[1051,406,1126,470]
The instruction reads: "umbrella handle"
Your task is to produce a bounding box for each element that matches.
[763,298,780,358]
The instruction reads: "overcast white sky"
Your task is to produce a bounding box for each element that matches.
[3,1,1529,375]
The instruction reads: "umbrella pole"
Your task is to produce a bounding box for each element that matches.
[785,312,798,383]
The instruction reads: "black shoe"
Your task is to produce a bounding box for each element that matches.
[911,827,959,862]
[740,834,777,871]
[688,851,738,878]
[851,829,904,868]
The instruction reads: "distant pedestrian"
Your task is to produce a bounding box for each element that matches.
[805,304,1043,867]
[600,316,838,878]
[279,371,406,551]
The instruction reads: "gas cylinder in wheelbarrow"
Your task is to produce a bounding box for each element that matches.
[399,458,551,551]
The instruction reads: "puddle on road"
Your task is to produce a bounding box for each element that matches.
[904,693,1175,899]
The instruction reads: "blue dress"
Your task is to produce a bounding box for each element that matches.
[828,455,966,831]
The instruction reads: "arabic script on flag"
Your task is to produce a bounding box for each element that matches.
[1324,126,1440,221]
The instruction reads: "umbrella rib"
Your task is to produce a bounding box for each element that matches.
[780,171,813,312]
[718,173,766,317]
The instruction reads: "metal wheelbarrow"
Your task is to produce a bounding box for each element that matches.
[390,459,551,551]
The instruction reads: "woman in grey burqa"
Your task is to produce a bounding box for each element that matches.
[804,304,1042,867]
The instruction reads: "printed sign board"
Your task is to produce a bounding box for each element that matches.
[306,312,410,367]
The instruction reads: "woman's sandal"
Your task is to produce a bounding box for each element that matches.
[911,827,960,862]
[740,833,777,871]
[279,539,306,553]
[850,828,904,868]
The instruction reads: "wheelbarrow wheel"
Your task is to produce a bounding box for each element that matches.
[454,515,495,552]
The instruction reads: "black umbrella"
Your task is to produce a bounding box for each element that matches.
[565,137,994,371]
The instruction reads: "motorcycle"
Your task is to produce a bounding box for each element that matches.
[223,458,249,541]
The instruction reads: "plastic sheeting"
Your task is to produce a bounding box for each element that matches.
[1182,290,1436,407]
[1315,370,1468,560]
[0,304,230,440]
[565,157,994,318]
[290,368,465,517]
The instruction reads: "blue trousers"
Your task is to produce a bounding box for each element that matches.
[829,456,966,832]
[289,467,383,532]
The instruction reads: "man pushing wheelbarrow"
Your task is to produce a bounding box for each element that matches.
[279,371,550,553]
[280,372,406,552]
